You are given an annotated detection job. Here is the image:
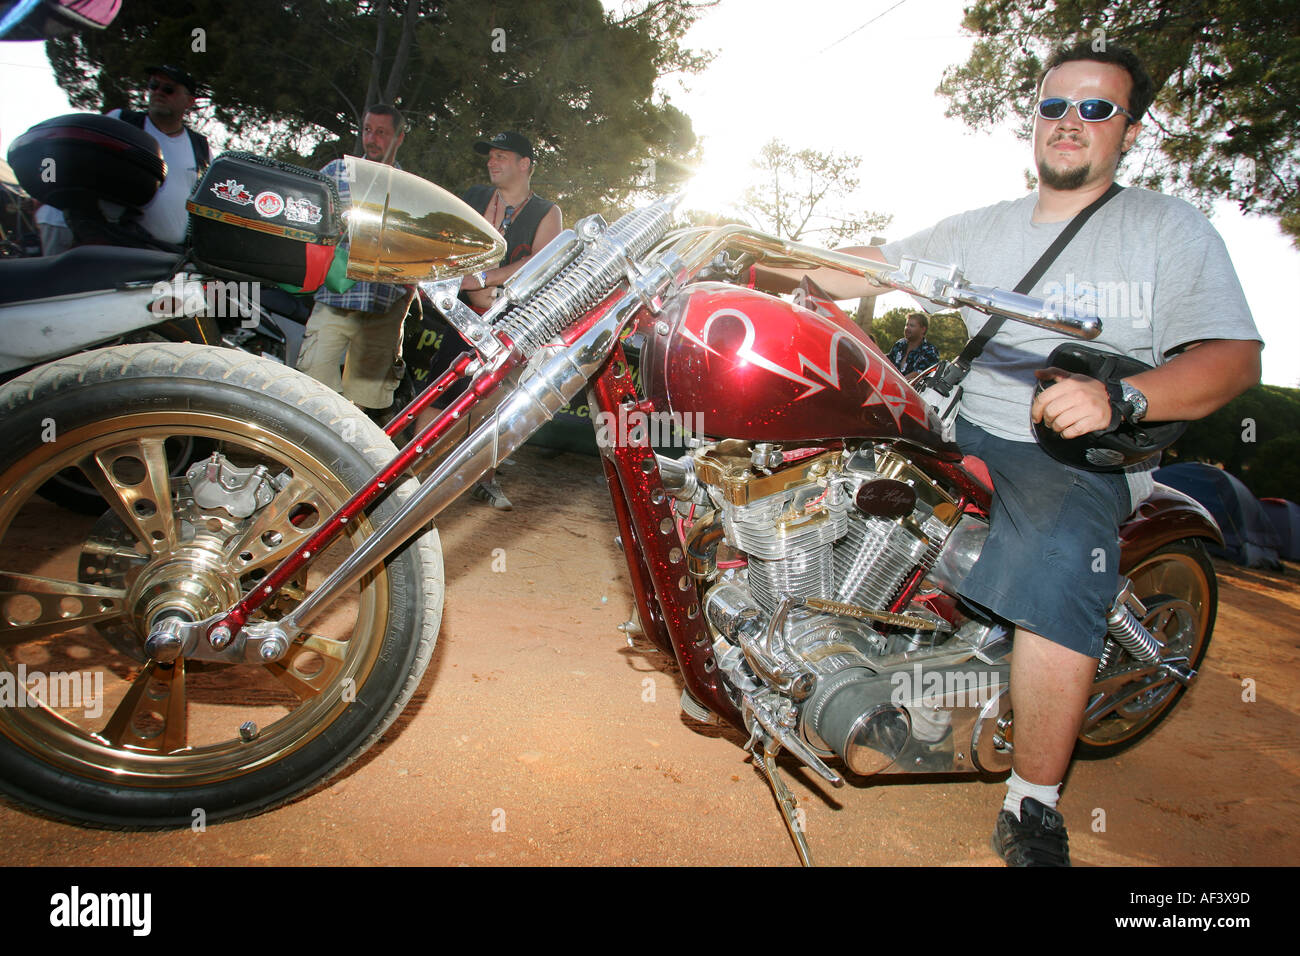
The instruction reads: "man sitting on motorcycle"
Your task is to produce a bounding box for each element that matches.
[784,42,1261,865]
[36,63,211,254]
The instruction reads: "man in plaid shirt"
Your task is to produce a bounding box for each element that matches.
[296,105,413,413]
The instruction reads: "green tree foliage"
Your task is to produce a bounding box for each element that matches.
[43,0,714,220]
[937,1,1300,246]
[1164,383,1300,499]
[872,306,968,362]
[740,138,891,244]
[1246,436,1300,501]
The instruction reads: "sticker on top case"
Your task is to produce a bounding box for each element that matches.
[254,190,285,218]
[284,196,322,225]
[211,179,253,205]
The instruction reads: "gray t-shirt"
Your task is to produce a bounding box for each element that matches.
[881,187,1260,498]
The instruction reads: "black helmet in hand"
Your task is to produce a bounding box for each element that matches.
[1032,343,1187,472]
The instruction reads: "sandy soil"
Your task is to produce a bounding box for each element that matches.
[1,444,1297,867]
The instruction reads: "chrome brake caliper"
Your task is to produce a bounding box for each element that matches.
[185,454,280,519]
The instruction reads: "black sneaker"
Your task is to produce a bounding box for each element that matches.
[991,797,1070,866]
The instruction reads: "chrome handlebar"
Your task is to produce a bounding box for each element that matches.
[653,221,1101,340]
[887,255,1100,339]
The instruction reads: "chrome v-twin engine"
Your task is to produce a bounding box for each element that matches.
[669,440,1013,781]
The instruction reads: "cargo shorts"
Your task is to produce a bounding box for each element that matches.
[954,416,1134,659]
[297,294,410,409]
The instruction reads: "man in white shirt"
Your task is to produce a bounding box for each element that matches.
[37,64,210,253]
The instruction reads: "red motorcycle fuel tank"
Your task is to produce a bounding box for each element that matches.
[639,283,957,455]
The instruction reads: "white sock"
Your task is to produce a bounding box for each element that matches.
[1002,770,1060,819]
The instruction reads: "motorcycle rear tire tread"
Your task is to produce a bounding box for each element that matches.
[0,343,444,829]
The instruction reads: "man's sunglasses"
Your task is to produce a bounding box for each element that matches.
[148,81,178,94]
[1037,97,1135,123]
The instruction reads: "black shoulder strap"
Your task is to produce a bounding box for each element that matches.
[952,182,1124,375]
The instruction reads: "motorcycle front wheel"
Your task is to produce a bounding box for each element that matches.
[1075,539,1217,758]
[0,343,443,826]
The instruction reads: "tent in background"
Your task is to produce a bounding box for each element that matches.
[1260,498,1300,562]
[1154,463,1282,569]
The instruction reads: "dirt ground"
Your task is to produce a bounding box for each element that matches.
[2,444,1298,867]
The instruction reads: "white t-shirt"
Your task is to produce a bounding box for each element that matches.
[105,109,200,245]
[36,111,202,245]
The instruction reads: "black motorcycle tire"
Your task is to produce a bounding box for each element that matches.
[34,330,190,516]
[1073,539,1217,759]
[0,343,443,827]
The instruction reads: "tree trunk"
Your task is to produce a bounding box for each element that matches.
[383,0,420,106]
[853,296,875,336]
[358,0,391,152]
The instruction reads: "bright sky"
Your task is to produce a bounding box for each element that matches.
[3,1,1297,385]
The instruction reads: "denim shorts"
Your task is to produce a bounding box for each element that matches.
[954,417,1133,659]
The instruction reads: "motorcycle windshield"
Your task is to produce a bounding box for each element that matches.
[342,156,505,283]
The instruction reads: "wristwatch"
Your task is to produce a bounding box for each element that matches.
[475,270,488,289]
[1119,379,1148,422]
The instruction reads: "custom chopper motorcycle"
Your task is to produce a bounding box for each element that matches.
[0,157,1221,863]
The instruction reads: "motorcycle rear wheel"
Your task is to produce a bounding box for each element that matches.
[0,343,443,826]
[1074,539,1217,758]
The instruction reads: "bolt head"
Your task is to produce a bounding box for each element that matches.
[209,625,232,650]
[790,673,815,700]
[144,629,183,663]
[239,721,259,741]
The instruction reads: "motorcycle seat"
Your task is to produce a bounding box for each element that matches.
[0,246,184,306]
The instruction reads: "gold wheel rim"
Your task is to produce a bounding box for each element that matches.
[0,408,389,788]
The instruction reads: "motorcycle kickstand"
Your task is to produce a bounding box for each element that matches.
[752,739,816,867]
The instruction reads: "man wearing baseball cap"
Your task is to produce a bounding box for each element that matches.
[37,63,210,253]
[459,131,563,311]
[115,65,211,245]
[443,130,563,509]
